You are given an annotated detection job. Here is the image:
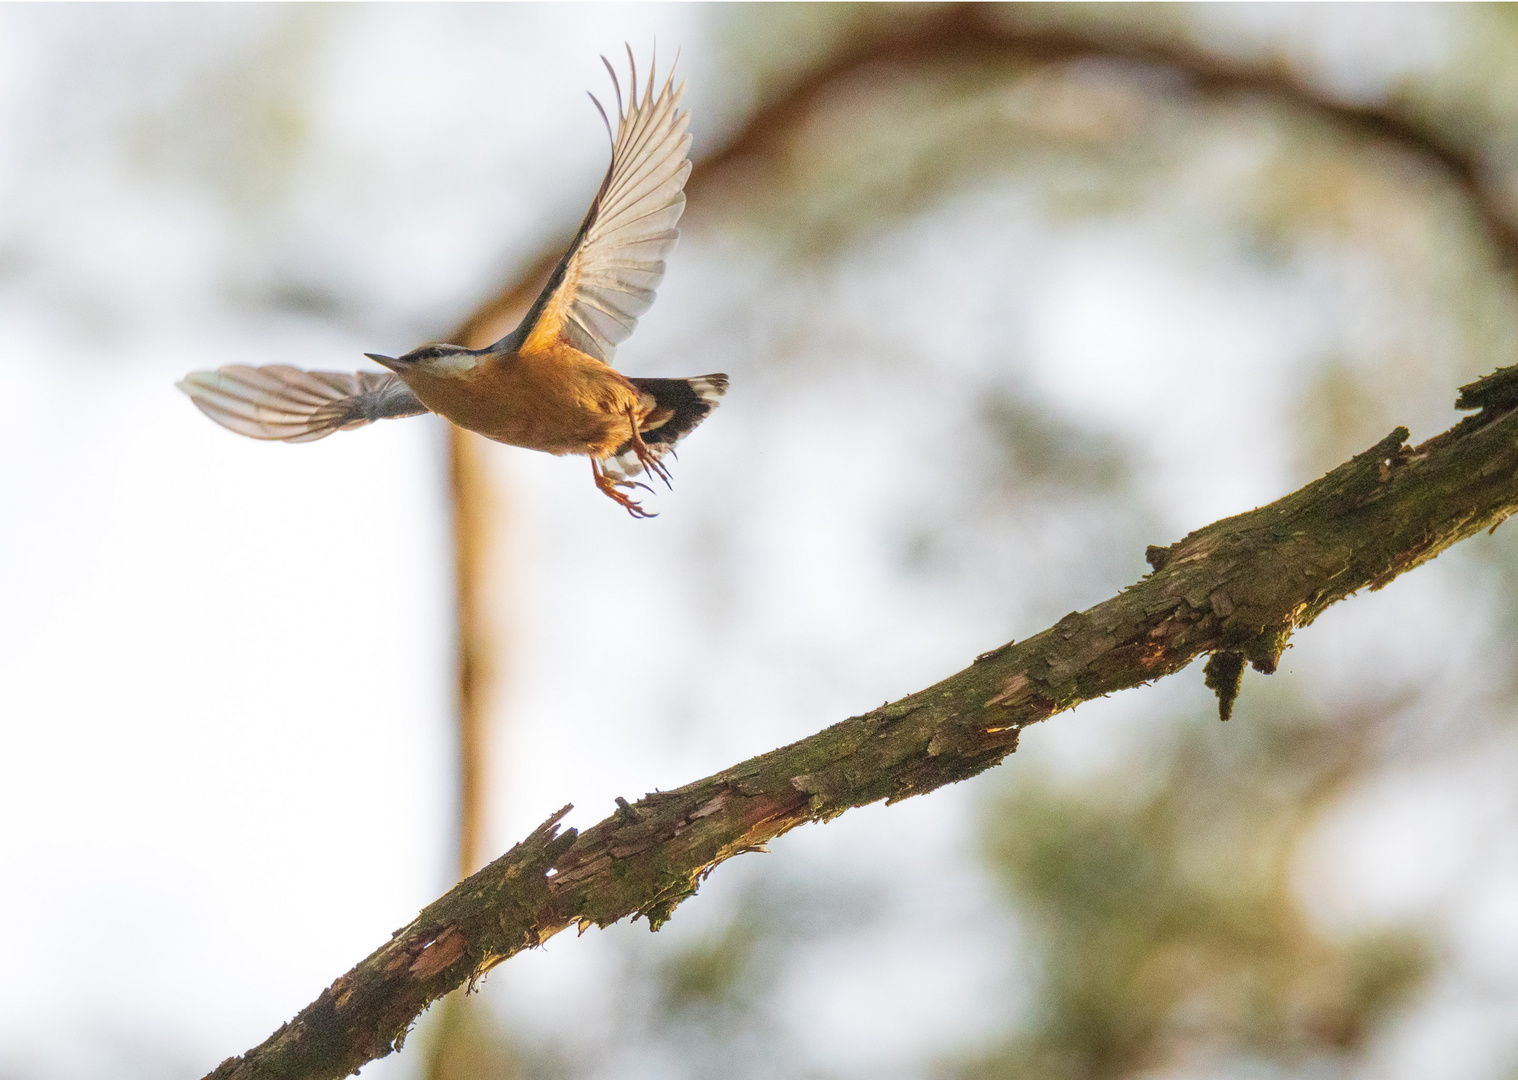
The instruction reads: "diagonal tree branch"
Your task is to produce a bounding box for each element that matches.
[206,365,1518,1080]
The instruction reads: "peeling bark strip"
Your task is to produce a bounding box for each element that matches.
[206,369,1518,1080]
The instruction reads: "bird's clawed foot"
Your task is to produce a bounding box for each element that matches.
[626,406,672,489]
[592,457,656,519]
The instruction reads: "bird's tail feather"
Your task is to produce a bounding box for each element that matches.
[603,373,728,481]
[177,365,428,443]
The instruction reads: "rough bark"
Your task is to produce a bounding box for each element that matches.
[205,366,1518,1080]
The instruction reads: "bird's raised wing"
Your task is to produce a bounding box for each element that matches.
[177,365,427,442]
[509,49,692,365]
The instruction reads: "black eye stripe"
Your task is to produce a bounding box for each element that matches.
[402,344,468,363]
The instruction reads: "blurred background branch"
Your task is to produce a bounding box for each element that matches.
[422,268,557,1080]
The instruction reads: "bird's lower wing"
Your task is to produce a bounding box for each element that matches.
[177,365,428,443]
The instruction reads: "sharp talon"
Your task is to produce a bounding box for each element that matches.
[607,472,653,495]
[591,455,656,518]
[625,405,673,490]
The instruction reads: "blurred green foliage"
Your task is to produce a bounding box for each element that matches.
[127,9,328,213]
[656,912,765,1017]
[962,697,1431,1079]
[422,993,527,1080]
[981,392,1131,496]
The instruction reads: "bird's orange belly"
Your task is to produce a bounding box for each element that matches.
[403,351,643,458]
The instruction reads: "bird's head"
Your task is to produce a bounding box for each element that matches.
[365,343,480,376]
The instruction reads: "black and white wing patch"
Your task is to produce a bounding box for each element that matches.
[513,49,692,365]
[177,365,428,443]
[603,373,728,482]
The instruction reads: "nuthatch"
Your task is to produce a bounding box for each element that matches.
[179,49,723,518]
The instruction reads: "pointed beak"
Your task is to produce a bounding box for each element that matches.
[365,352,402,371]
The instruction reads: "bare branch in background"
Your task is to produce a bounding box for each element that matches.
[698,5,1518,267]
[447,426,496,883]
[441,266,556,885]
[421,271,562,1080]
[440,253,561,888]
[204,363,1518,1080]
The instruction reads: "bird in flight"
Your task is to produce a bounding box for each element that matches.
[179,50,724,518]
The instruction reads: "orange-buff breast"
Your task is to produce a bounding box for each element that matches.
[402,348,646,458]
